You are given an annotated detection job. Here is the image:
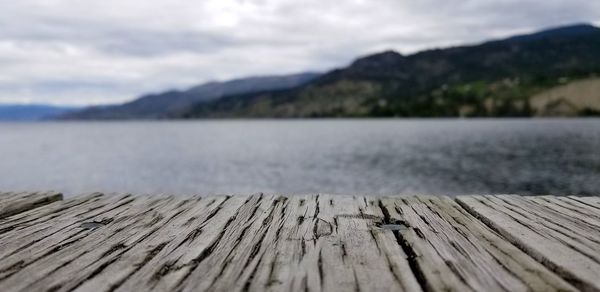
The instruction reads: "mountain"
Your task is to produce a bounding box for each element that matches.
[177,23,600,118]
[0,104,79,121]
[62,73,319,119]
[502,23,599,43]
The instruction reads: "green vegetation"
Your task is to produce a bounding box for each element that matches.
[372,77,581,117]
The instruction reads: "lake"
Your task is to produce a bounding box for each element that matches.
[0,119,599,197]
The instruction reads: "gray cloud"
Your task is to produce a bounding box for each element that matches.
[0,0,598,105]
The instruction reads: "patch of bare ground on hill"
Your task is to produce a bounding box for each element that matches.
[531,77,600,116]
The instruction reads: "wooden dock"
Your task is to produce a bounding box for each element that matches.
[1,192,600,292]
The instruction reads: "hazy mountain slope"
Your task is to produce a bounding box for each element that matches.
[62,72,319,119]
[179,24,600,118]
[0,105,79,121]
[503,23,599,43]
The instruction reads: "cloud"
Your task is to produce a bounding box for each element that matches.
[0,0,599,105]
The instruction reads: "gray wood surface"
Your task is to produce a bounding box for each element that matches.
[0,191,63,219]
[457,195,600,291]
[386,196,576,292]
[0,192,599,292]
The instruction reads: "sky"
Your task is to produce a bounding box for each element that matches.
[1,0,599,106]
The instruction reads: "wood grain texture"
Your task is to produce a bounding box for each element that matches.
[382,196,577,292]
[0,191,63,219]
[0,192,598,292]
[457,195,600,291]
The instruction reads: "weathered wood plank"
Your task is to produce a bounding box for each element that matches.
[240,194,319,291]
[25,196,207,292]
[175,194,283,291]
[568,196,600,211]
[239,194,421,292]
[492,195,600,261]
[0,194,139,278]
[0,193,104,238]
[317,195,420,292]
[533,196,600,228]
[0,195,184,291]
[0,193,599,292]
[0,191,63,219]
[0,193,134,269]
[381,196,578,291]
[350,196,423,292]
[457,195,600,291]
[97,195,247,292]
[505,195,600,242]
[434,196,579,291]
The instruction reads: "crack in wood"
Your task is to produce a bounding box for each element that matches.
[352,267,361,292]
[378,200,432,292]
[108,241,169,291]
[241,198,287,288]
[101,243,127,258]
[174,214,237,287]
[368,229,382,253]
[340,242,347,262]
[266,252,280,287]
[197,196,231,228]
[317,249,324,289]
[0,231,91,280]
[313,195,320,220]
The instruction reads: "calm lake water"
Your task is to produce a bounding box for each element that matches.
[0,119,599,197]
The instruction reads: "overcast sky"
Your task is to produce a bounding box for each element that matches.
[1,0,599,106]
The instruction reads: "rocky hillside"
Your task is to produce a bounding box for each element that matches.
[530,78,600,116]
[177,24,600,118]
